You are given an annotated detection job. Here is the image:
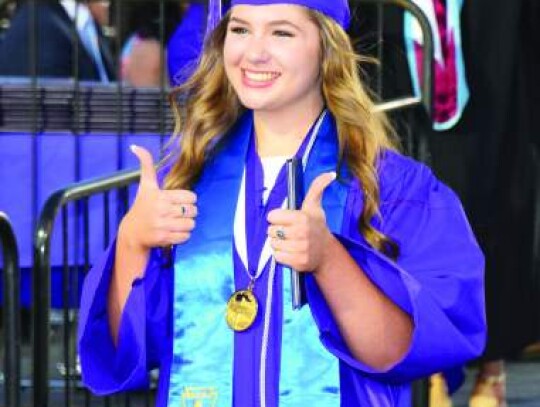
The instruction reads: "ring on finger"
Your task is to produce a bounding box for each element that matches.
[276,228,286,240]
[180,205,187,217]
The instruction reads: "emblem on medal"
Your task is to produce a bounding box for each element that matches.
[225,288,258,331]
[181,386,218,407]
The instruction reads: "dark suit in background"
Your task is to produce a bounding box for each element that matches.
[0,0,115,81]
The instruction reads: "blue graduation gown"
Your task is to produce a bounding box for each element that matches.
[78,113,485,406]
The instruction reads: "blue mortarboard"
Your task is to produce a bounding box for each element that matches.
[206,0,351,36]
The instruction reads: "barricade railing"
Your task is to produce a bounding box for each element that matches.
[356,0,434,166]
[357,0,433,118]
[32,169,142,407]
[0,211,21,407]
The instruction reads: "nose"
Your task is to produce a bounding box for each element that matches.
[245,36,271,64]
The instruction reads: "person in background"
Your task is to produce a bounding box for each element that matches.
[78,1,486,406]
[0,0,17,39]
[120,1,185,87]
[0,0,115,82]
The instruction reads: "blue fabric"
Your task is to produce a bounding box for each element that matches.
[0,131,162,268]
[278,113,348,405]
[78,112,486,406]
[443,366,465,394]
[0,131,162,308]
[231,0,350,29]
[168,111,344,406]
[167,115,250,406]
[167,3,206,86]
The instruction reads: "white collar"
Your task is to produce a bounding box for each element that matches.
[60,0,92,32]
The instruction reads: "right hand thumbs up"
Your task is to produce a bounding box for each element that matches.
[131,144,159,190]
[119,145,198,251]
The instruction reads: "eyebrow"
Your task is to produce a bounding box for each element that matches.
[229,16,302,31]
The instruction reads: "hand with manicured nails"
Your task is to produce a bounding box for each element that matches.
[118,145,198,251]
[267,172,336,272]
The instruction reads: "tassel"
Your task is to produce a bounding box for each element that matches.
[206,0,223,37]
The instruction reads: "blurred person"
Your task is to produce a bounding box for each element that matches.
[0,0,115,81]
[120,1,184,87]
[121,38,162,87]
[0,0,17,38]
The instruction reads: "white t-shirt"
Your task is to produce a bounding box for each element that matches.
[234,155,290,274]
[260,156,290,204]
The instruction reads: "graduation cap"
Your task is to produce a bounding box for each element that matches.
[206,0,351,34]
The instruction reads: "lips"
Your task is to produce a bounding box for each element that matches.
[242,69,281,86]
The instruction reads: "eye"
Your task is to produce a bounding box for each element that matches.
[273,30,295,38]
[229,26,248,35]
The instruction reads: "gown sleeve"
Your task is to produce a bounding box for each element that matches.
[306,153,486,383]
[77,243,171,395]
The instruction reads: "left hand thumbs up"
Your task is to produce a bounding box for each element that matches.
[302,172,337,211]
[267,172,336,272]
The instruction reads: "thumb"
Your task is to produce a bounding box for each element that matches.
[302,172,336,209]
[131,145,159,188]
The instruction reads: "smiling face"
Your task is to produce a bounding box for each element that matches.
[223,5,323,117]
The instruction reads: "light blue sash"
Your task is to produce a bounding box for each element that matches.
[168,111,350,406]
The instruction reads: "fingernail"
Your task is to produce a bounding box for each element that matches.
[130,144,139,153]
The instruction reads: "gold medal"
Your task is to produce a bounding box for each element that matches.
[225,287,258,332]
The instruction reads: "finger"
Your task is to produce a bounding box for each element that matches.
[162,189,198,205]
[269,236,307,253]
[267,225,304,241]
[302,172,336,209]
[167,231,192,245]
[272,250,310,272]
[267,208,302,225]
[131,145,158,189]
[267,225,286,240]
[166,218,196,233]
[168,204,198,219]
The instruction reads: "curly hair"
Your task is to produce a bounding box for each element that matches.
[164,8,400,258]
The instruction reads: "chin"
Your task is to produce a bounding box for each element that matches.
[237,96,273,112]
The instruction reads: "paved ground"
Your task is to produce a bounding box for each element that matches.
[4,362,540,406]
[2,319,540,407]
[453,362,540,407]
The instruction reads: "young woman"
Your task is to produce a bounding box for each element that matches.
[78,1,486,406]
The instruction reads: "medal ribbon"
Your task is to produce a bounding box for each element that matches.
[231,110,327,407]
[237,110,326,282]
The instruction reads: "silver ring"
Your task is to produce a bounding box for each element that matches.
[276,228,286,240]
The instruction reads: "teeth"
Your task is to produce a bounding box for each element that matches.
[244,70,278,82]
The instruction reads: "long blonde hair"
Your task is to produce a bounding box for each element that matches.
[164,9,400,258]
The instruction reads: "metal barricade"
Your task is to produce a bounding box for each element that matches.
[0,211,21,407]
[357,0,433,117]
[32,170,144,407]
